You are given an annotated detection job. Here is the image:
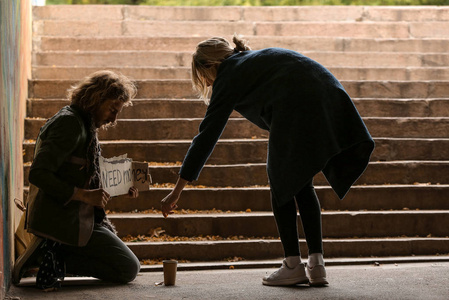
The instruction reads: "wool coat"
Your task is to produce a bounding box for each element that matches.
[26,105,95,246]
[180,48,375,206]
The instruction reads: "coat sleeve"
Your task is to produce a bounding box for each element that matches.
[29,115,83,204]
[179,89,235,182]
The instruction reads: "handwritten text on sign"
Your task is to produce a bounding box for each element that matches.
[99,156,133,197]
[99,155,151,197]
[132,161,152,192]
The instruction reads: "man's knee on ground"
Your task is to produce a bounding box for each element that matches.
[114,254,141,283]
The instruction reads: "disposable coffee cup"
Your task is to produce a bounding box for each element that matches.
[163,260,178,286]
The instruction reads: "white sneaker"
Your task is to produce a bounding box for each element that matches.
[306,264,329,286]
[262,259,309,286]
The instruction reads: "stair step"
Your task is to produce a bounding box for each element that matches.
[27,99,204,119]
[105,185,449,212]
[254,21,446,39]
[34,51,193,67]
[26,98,449,119]
[34,20,446,39]
[126,237,449,261]
[31,65,449,81]
[33,50,449,68]
[37,36,449,53]
[33,6,449,22]
[23,138,449,163]
[33,5,124,21]
[29,79,195,99]
[144,161,449,187]
[139,255,449,272]
[25,117,267,140]
[108,211,449,238]
[32,66,191,80]
[22,185,448,212]
[23,161,449,187]
[28,80,449,99]
[24,117,449,140]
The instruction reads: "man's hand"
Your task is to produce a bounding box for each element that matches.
[161,192,179,218]
[126,186,139,198]
[73,188,110,208]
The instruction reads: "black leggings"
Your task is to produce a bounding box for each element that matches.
[271,180,323,257]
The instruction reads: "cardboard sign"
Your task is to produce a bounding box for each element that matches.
[132,161,151,192]
[99,155,133,197]
[99,155,151,197]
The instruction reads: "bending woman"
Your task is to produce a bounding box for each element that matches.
[161,35,375,287]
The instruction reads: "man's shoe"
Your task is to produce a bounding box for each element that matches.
[306,264,329,286]
[12,236,44,285]
[262,259,309,286]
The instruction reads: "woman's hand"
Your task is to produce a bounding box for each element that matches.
[126,186,139,198]
[73,188,110,208]
[161,192,179,218]
[161,176,188,218]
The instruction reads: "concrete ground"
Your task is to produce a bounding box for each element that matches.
[7,262,449,300]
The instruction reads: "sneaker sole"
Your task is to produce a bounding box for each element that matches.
[309,277,329,286]
[12,236,43,285]
[262,276,309,286]
[306,265,328,286]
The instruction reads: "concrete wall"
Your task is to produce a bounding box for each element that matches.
[0,0,31,296]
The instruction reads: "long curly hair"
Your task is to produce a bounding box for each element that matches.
[68,70,137,127]
[192,34,251,103]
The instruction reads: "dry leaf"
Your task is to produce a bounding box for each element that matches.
[148,227,166,237]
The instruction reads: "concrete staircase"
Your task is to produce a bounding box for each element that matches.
[26,5,449,268]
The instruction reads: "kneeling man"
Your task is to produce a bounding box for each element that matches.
[13,70,140,290]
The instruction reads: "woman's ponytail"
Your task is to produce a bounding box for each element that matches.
[232,34,251,52]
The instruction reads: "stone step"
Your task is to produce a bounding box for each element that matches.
[22,138,449,164]
[33,50,449,68]
[26,98,449,119]
[22,185,448,212]
[32,66,192,80]
[30,79,195,99]
[105,185,449,213]
[90,138,449,163]
[34,51,192,68]
[25,118,267,141]
[31,65,449,81]
[24,117,449,140]
[126,237,449,261]
[147,161,449,187]
[36,36,449,53]
[33,19,448,39]
[26,99,203,119]
[22,161,449,187]
[253,21,447,39]
[108,210,449,238]
[28,80,449,99]
[33,6,449,22]
[138,256,449,272]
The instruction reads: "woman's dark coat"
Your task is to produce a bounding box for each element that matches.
[26,105,95,246]
[180,48,375,206]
